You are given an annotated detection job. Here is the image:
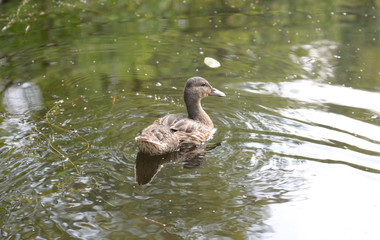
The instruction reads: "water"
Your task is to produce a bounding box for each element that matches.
[1,1,380,239]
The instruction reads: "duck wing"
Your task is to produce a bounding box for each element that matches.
[170,118,205,133]
[137,114,211,155]
[157,113,210,133]
[156,114,185,126]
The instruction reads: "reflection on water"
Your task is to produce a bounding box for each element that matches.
[290,40,338,80]
[2,82,44,114]
[135,151,203,185]
[1,82,44,149]
[1,0,380,239]
[136,142,222,185]
[242,80,380,113]
[264,162,380,240]
[237,80,380,171]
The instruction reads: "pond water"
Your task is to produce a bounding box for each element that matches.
[1,1,380,239]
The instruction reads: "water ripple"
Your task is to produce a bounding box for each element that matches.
[227,80,380,173]
[240,80,380,113]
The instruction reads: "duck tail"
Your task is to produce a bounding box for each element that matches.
[135,136,162,153]
[135,124,181,155]
[135,135,179,156]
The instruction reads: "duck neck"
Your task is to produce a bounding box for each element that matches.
[185,96,214,128]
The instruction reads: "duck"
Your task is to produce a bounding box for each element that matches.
[135,76,226,155]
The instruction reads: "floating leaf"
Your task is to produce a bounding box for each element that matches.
[204,57,221,68]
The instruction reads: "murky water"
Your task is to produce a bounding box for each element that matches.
[1,1,380,239]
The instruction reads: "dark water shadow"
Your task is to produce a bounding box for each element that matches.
[135,143,221,185]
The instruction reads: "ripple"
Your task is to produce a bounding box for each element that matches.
[239,80,380,113]
[227,80,380,173]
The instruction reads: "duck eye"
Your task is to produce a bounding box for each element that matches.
[201,83,207,87]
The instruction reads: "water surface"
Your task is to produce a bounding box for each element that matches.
[1,1,380,239]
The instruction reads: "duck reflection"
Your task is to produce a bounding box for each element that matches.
[135,143,220,185]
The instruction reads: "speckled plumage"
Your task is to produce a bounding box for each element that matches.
[135,77,225,155]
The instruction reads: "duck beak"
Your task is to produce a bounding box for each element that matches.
[209,87,226,97]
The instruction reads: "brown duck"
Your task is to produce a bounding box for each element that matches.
[135,76,226,155]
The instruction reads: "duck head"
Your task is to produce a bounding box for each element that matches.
[184,76,226,101]
[184,77,226,126]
